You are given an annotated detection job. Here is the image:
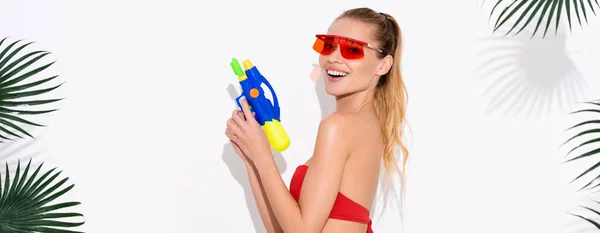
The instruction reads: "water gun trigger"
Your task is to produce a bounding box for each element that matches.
[235,95,254,115]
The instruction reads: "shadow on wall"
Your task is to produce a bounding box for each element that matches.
[473,25,588,119]
[0,134,45,170]
[221,84,288,233]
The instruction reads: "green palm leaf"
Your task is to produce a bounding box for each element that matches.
[487,0,600,38]
[563,100,600,191]
[0,158,84,232]
[570,201,600,229]
[0,37,63,143]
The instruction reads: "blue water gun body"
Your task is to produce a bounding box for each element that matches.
[230,58,290,152]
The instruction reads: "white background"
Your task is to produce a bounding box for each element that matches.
[1,0,600,232]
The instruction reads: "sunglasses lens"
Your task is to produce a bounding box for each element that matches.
[339,40,364,59]
[313,36,335,55]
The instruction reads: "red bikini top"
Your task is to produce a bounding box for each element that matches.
[289,165,373,233]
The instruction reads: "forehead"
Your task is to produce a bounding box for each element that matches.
[327,18,376,45]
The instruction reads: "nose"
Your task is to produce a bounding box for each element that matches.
[327,45,343,64]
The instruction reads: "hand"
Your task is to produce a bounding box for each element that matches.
[225,98,272,163]
[230,137,251,165]
[225,109,252,164]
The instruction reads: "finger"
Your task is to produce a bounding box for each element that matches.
[225,127,240,141]
[227,118,240,134]
[227,118,246,141]
[240,98,254,121]
[238,111,246,120]
[232,110,246,126]
[230,139,242,149]
[225,127,234,135]
[225,129,239,144]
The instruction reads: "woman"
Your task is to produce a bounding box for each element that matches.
[225,7,408,233]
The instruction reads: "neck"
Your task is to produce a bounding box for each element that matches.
[335,90,376,113]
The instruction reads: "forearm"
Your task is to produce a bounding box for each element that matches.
[255,158,306,233]
[245,162,284,233]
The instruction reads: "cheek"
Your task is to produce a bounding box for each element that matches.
[347,61,372,76]
[318,55,327,66]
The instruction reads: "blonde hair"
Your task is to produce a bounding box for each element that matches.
[337,8,409,205]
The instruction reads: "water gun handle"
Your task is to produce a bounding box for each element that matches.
[259,75,280,120]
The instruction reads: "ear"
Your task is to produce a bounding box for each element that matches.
[375,55,393,76]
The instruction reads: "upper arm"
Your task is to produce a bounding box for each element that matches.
[298,113,351,232]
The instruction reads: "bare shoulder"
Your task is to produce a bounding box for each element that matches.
[312,112,358,155]
[322,111,376,129]
[317,112,357,136]
[308,112,379,166]
[318,112,375,144]
[319,112,349,128]
[315,112,350,149]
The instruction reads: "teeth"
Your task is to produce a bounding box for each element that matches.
[327,70,349,77]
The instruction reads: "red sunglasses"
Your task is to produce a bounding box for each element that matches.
[312,34,384,59]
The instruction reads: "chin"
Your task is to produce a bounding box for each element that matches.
[324,86,338,96]
[324,83,349,97]
[325,85,345,96]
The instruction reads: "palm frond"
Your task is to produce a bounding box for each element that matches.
[487,0,600,38]
[562,100,600,191]
[570,200,600,230]
[0,37,63,143]
[0,158,84,232]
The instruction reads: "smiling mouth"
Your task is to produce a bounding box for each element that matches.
[326,70,349,78]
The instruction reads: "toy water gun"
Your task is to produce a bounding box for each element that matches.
[230,58,290,152]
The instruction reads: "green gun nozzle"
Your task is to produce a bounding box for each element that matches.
[230,58,244,77]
